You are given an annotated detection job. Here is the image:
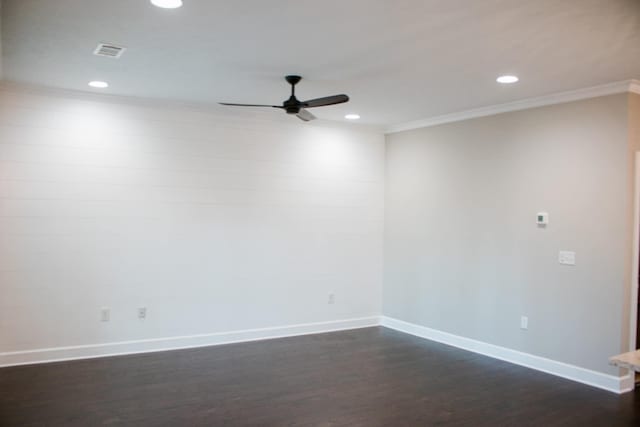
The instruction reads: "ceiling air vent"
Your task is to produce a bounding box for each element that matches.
[93,43,126,58]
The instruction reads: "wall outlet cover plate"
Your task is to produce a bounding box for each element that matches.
[559,251,576,266]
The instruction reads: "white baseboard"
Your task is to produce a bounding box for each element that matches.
[381,316,633,394]
[3,315,633,394]
[0,316,381,368]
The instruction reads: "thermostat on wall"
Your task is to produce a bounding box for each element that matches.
[536,212,549,226]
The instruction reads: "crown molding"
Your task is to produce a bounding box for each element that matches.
[0,80,383,134]
[1,79,636,135]
[386,79,640,134]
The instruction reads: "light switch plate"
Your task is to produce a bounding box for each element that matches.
[559,251,576,266]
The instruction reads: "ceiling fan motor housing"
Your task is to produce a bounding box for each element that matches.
[284,75,303,114]
[284,97,302,114]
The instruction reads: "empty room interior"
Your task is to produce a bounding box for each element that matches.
[1,0,640,425]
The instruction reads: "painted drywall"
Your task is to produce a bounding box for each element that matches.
[4,0,640,126]
[384,94,632,376]
[0,85,384,355]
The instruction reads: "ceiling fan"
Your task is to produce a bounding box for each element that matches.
[220,75,349,122]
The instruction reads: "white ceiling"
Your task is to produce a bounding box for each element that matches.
[1,0,639,127]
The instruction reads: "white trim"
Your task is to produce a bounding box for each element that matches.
[381,316,632,394]
[620,373,636,393]
[0,81,384,134]
[630,153,640,362]
[3,315,633,394]
[0,316,381,368]
[386,79,640,134]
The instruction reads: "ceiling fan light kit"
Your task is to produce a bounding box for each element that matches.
[220,75,349,122]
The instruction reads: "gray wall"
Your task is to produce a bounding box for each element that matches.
[0,86,384,356]
[384,94,632,375]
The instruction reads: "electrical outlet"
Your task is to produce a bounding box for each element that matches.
[138,307,147,319]
[559,251,576,266]
[101,307,110,322]
[328,293,335,305]
[520,316,528,330]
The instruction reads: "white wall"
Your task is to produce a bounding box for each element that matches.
[384,94,633,377]
[0,85,384,361]
[2,81,637,394]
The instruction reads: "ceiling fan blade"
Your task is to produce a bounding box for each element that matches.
[296,109,317,122]
[302,94,349,108]
[219,103,283,108]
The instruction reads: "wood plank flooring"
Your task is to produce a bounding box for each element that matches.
[1,327,639,426]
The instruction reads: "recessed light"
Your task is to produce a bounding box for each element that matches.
[88,81,109,89]
[150,0,183,8]
[345,114,360,120]
[497,75,519,84]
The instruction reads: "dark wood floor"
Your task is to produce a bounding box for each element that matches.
[1,327,639,426]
